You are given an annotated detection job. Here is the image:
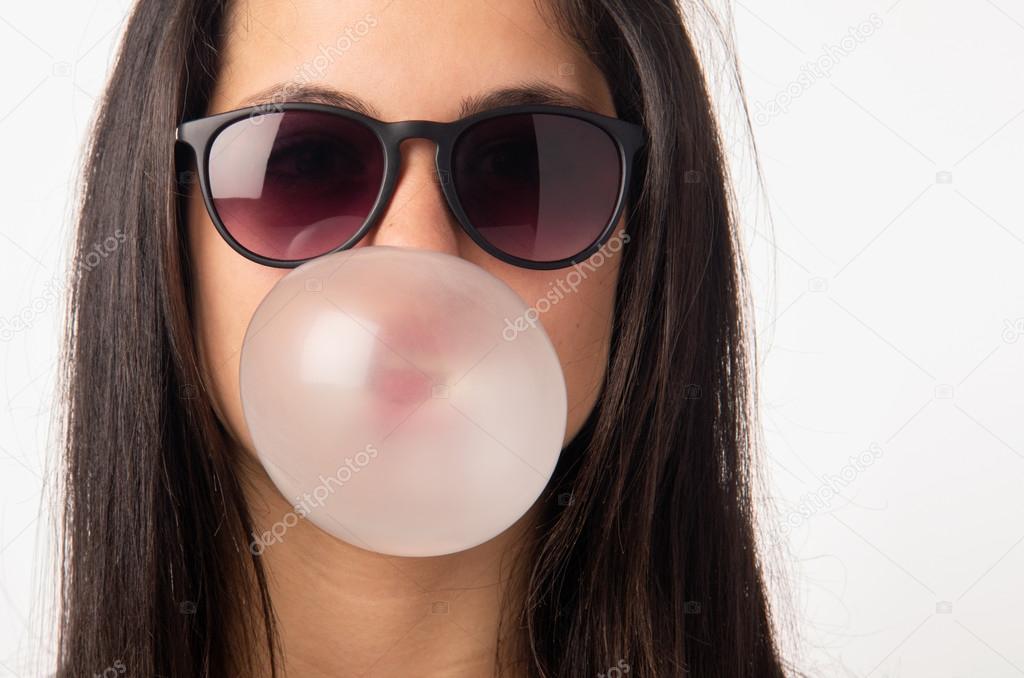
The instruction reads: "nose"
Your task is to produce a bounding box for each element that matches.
[363,139,462,257]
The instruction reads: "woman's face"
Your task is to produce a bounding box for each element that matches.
[188,0,624,460]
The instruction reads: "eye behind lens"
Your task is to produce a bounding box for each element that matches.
[452,113,622,264]
[208,110,385,262]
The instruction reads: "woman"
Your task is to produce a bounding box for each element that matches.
[57,0,789,675]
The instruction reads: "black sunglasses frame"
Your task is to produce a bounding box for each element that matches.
[175,102,645,270]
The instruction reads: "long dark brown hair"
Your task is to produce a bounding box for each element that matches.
[56,0,790,675]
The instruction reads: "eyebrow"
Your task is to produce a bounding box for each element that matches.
[235,81,601,120]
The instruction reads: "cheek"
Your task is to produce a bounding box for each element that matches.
[487,236,622,445]
[546,267,619,444]
[187,188,287,450]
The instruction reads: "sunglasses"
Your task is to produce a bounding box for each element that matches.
[175,102,645,270]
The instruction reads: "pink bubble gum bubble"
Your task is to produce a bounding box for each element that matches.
[239,246,568,557]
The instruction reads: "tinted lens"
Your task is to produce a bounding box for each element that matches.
[452,113,622,264]
[209,111,385,261]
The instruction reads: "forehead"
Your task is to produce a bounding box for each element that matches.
[211,0,615,121]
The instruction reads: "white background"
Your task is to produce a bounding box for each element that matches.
[0,1,1021,676]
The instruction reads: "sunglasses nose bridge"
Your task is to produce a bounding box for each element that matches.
[387,119,449,145]
[383,119,453,185]
[383,119,456,211]
[367,120,463,258]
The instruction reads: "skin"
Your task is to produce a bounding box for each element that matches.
[186,1,626,675]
